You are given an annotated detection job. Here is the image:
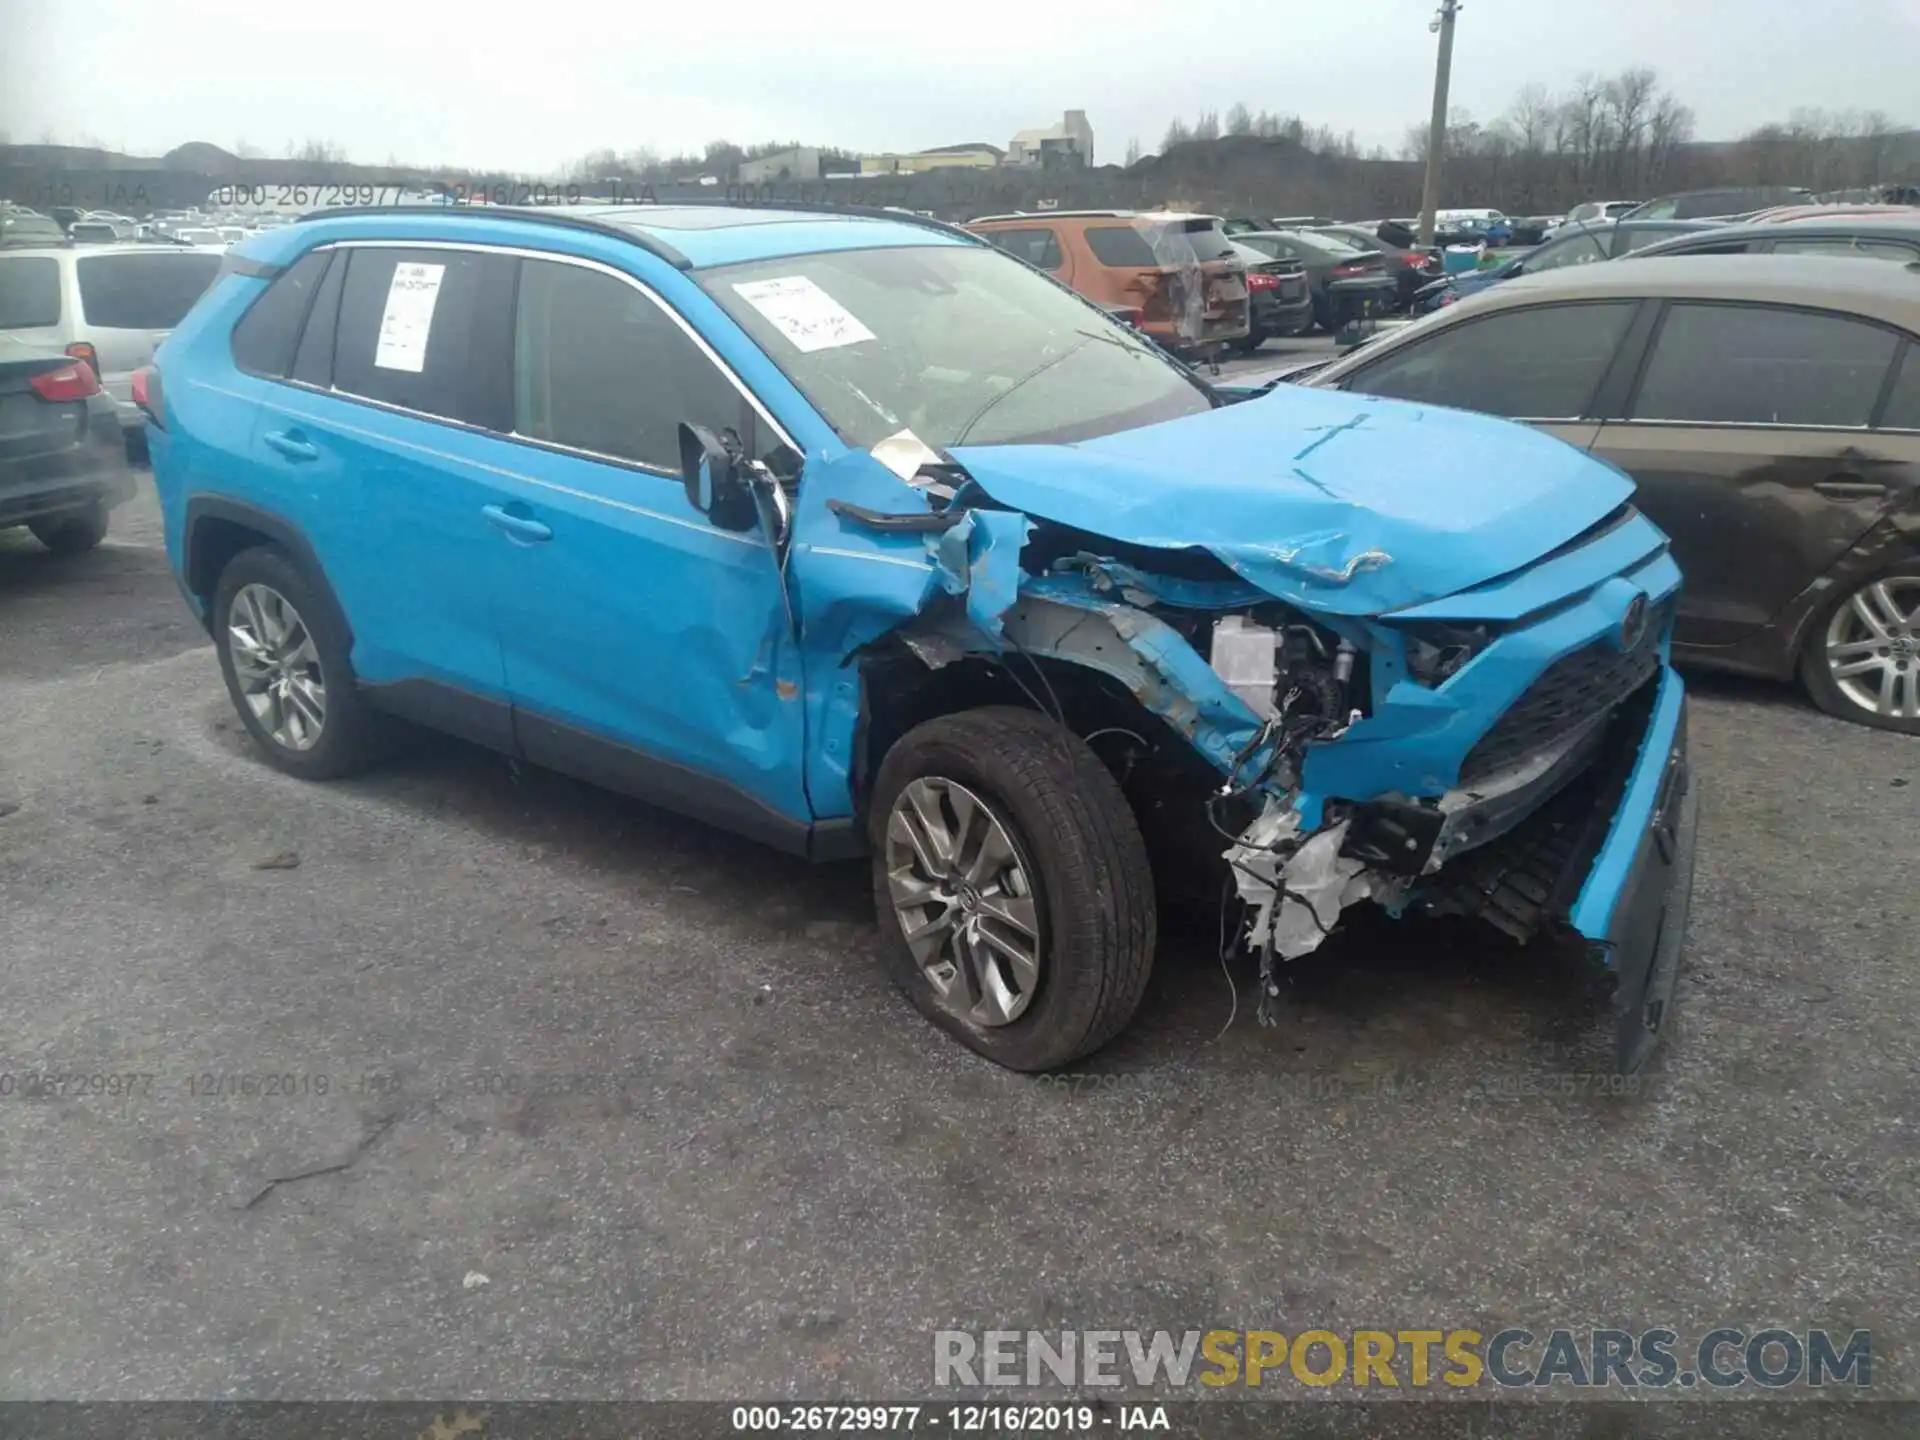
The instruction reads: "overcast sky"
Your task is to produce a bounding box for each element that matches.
[2,0,1915,172]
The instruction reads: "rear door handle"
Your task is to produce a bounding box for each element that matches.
[263,429,318,462]
[1813,475,1886,500]
[481,504,553,544]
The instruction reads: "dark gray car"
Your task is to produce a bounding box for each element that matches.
[0,334,133,553]
[1234,229,1397,335]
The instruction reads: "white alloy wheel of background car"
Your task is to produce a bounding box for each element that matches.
[1800,569,1920,734]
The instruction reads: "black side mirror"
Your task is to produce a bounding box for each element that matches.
[677,423,757,533]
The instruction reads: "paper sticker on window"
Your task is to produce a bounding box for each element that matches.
[373,262,446,372]
[732,275,876,353]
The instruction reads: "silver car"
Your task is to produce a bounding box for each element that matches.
[0,243,223,457]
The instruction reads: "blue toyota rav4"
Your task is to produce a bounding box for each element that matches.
[143,203,1697,1073]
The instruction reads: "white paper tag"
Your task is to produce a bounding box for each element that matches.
[373,262,446,372]
[732,275,875,353]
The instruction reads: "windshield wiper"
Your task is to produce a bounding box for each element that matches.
[950,335,1094,446]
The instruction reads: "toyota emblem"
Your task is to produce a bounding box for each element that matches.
[1619,593,1650,651]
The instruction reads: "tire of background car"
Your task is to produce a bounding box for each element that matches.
[1796,565,1920,735]
[27,502,109,555]
[212,544,393,778]
[868,706,1157,1072]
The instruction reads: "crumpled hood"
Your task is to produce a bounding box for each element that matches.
[947,383,1633,615]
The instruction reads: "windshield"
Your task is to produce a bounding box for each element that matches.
[698,244,1215,450]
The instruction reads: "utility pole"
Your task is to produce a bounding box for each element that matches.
[1417,0,1461,247]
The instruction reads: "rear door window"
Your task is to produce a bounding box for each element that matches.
[0,256,62,328]
[230,248,333,377]
[1630,303,1900,428]
[981,228,1063,270]
[331,246,516,428]
[511,257,747,473]
[76,252,222,329]
[1342,301,1638,420]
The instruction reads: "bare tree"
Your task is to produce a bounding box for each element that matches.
[1192,110,1222,142]
[1162,118,1192,151]
[1856,109,1900,185]
[1124,136,1141,167]
[1225,103,1254,137]
[1602,67,1656,188]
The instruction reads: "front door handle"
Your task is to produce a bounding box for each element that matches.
[481,504,553,544]
[1813,474,1886,500]
[263,429,318,462]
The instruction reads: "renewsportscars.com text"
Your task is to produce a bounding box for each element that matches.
[934,1327,1872,1390]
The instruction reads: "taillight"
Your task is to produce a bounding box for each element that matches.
[1398,252,1428,268]
[30,361,101,403]
[132,364,166,428]
[1247,271,1280,291]
[1332,263,1371,278]
[65,340,99,372]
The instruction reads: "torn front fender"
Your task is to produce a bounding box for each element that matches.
[784,446,1035,820]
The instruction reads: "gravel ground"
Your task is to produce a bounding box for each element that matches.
[2,462,1916,1426]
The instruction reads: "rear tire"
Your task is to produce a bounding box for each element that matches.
[1797,567,1920,734]
[869,707,1156,1072]
[212,545,393,778]
[29,503,108,555]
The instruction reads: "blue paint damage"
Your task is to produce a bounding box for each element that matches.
[773,374,1687,998]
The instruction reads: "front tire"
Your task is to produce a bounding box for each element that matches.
[29,503,108,555]
[212,545,391,778]
[869,707,1157,1071]
[1798,568,1920,734]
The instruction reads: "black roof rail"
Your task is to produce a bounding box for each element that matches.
[293,197,990,267]
[293,204,694,269]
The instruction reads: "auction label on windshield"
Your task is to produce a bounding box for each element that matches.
[374,261,446,372]
[733,275,875,352]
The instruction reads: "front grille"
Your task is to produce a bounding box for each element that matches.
[1459,601,1669,786]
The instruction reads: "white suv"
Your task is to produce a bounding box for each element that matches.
[0,243,223,458]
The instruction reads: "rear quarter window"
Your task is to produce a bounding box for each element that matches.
[0,256,62,329]
[77,252,222,329]
[230,248,334,378]
[1083,226,1158,268]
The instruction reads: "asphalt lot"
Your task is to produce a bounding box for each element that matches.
[2,413,1917,1422]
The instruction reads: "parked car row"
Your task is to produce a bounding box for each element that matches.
[1296,254,1920,733]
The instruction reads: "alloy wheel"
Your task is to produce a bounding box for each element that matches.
[227,582,327,750]
[883,777,1043,1028]
[1824,578,1920,722]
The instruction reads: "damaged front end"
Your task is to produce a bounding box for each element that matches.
[789,396,1696,1074]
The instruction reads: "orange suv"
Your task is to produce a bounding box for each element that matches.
[967,210,1250,354]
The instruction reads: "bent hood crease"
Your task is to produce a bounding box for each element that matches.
[949,385,1632,615]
